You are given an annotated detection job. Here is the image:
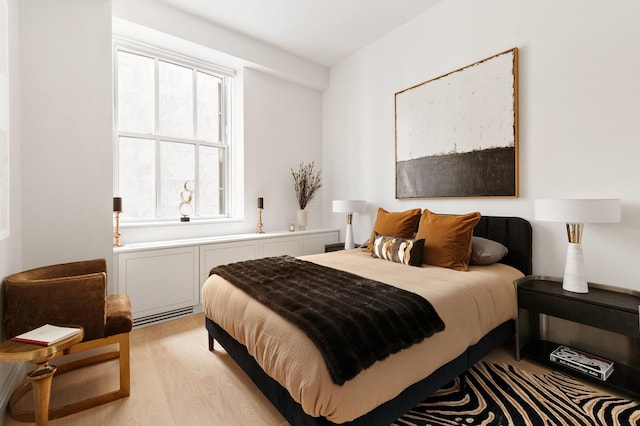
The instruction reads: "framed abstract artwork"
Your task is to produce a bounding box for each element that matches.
[395,48,518,198]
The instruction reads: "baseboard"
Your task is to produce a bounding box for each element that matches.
[0,363,25,424]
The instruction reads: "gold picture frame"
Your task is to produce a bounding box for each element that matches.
[395,48,519,198]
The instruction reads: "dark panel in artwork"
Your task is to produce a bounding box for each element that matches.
[396,147,516,198]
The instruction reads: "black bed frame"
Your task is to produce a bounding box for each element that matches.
[205,216,532,425]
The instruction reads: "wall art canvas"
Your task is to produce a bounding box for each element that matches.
[395,48,518,198]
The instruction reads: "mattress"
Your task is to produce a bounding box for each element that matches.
[202,249,524,423]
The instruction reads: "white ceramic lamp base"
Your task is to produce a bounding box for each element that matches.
[344,223,355,250]
[562,242,588,293]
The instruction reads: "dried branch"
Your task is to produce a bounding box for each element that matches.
[291,161,322,210]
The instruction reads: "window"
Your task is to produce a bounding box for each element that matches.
[114,41,233,222]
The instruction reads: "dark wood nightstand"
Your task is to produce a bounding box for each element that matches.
[324,243,360,253]
[516,276,640,398]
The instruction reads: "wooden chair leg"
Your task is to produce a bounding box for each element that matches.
[119,332,130,397]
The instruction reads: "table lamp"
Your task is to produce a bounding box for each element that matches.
[534,198,620,293]
[332,200,366,249]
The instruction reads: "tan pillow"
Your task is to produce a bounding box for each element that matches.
[415,209,481,271]
[364,208,422,252]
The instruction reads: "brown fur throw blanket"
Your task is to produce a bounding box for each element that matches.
[211,255,445,385]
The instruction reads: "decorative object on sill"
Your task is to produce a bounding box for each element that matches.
[291,162,321,231]
[257,197,265,234]
[179,180,195,222]
[534,198,621,293]
[296,209,307,231]
[289,223,295,232]
[113,197,123,247]
[332,200,367,249]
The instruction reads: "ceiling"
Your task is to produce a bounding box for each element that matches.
[156,0,443,67]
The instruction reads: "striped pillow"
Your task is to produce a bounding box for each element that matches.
[371,233,424,267]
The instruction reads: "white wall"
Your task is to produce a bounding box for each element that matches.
[323,0,640,291]
[19,0,113,270]
[243,68,324,232]
[0,0,25,420]
[0,0,21,297]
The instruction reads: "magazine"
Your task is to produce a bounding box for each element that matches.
[550,345,614,381]
[12,324,82,346]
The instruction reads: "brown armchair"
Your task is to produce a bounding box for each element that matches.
[2,258,132,421]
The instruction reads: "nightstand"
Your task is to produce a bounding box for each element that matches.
[324,243,360,253]
[516,275,640,398]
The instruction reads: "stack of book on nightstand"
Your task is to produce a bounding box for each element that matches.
[550,345,614,381]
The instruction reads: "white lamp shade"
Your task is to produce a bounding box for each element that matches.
[332,200,367,213]
[534,199,620,224]
[535,198,621,294]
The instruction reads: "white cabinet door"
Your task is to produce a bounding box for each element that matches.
[261,236,304,257]
[118,246,199,319]
[303,231,339,254]
[200,241,258,288]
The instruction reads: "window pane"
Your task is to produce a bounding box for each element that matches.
[197,71,221,142]
[159,61,193,139]
[199,145,224,216]
[115,42,232,222]
[119,137,155,218]
[159,141,195,218]
[117,51,154,134]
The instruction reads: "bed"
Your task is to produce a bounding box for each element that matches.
[202,215,532,425]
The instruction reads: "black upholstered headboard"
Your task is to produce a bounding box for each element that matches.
[473,216,532,276]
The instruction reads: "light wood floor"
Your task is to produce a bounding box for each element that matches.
[2,313,633,425]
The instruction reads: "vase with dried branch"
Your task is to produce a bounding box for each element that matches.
[291,161,322,230]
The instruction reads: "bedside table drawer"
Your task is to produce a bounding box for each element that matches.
[518,290,640,337]
[324,243,360,253]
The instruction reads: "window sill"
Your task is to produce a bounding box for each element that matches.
[112,228,340,253]
[119,217,241,229]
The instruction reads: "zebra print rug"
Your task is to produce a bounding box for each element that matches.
[393,362,640,426]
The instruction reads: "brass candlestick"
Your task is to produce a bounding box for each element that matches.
[257,208,265,234]
[113,211,123,247]
[113,197,123,247]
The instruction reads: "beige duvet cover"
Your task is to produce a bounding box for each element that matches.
[202,249,523,423]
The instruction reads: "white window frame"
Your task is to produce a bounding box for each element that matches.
[113,37,236,224]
